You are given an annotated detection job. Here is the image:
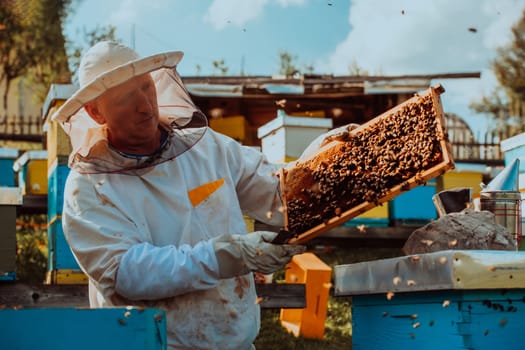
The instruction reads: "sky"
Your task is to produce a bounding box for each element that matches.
[64,0,525,140]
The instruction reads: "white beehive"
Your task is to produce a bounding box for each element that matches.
[257,110,333,163]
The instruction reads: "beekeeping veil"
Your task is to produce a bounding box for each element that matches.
[51,41,207,174]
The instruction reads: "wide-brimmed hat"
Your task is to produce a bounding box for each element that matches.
[51,41,183,122]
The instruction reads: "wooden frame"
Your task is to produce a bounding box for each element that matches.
[283,84,455,244]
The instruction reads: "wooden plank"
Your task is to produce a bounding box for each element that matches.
[255,283,306,309]
[282,84,454,244]
[0,283,89,308]
[0,282,305,309]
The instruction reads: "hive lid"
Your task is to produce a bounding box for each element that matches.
[0,148,19,160]
[42,83,77,120]
[500,131,525,152]
[257,109,332,139]
[13,150,48,172]
[482,158,520,192]
[334,250,525,296]
[0,187,23,205]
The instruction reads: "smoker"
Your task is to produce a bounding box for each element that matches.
[480,158,522,250]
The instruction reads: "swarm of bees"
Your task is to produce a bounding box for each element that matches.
[283,90,448,234]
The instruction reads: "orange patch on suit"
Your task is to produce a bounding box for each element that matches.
[187,178,225,207]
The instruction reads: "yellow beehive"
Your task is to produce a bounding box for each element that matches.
[209,115,251,144]
[357,202,389,219]
[42,84,76,167]
[280,252,332,339]
[437,163,485,196]
[13,150,48,195]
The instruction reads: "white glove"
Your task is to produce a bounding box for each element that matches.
[212,231,306,279]
[298,123,360,161]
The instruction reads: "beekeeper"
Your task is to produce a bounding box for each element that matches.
[53,41,306,350]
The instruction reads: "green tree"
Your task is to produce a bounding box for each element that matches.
[278,51,299,76]
[0,0,72,111]
[67,24,119,81]
[348,58,368,76]
[26,0,72,104]
[212,59,228,76]
[303,63,315,75]
[471,9,525,137]
[278,51,318,76]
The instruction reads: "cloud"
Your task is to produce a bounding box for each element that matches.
[204,0,306,30]
[319,0,525,138]
[325,0,523,75]
[204,0,269,30]
[275,0,306,6]
[109,0,139,24]
[109,0,170,25]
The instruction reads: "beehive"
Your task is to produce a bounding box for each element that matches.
[258,110,333,163]
[280,253,332,339]
[281,84,454,244]
[209,115,251,144]
[0,308,166,349]
[0,148,18,187]
[334,250,525,350]
[13,150,48,195]
[42,84,85,284]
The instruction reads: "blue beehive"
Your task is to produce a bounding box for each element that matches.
[351,289,523,350]
[389,179,437,225]
[0,308,167,350]
[46,159,83,284]
[48,160,70,219]
[0,148,18,187]
[42,84,78,284]
[334,250,525,350]
[48,218,78,269]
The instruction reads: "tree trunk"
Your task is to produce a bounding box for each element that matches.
[2,78,10,115]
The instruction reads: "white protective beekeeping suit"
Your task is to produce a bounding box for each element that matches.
[52,41,304,350]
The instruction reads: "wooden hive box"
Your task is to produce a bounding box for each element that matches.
[13,150,48,195]
[257,110,333,163]
[0,307,167,349]
[333,250,525,350]
[0,148,18,187]
[281,84,454,244]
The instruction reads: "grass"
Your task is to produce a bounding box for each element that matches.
[254,242,403,350]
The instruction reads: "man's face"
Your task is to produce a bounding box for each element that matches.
[87,73,160,153]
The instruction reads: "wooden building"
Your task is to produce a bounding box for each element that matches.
[183,72,481,148]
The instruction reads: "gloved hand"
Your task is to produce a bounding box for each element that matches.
[321,123,360,145]
[212,231,306,279]
[298,123,360,161]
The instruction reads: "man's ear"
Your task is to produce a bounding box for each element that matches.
[84,101,105,125]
